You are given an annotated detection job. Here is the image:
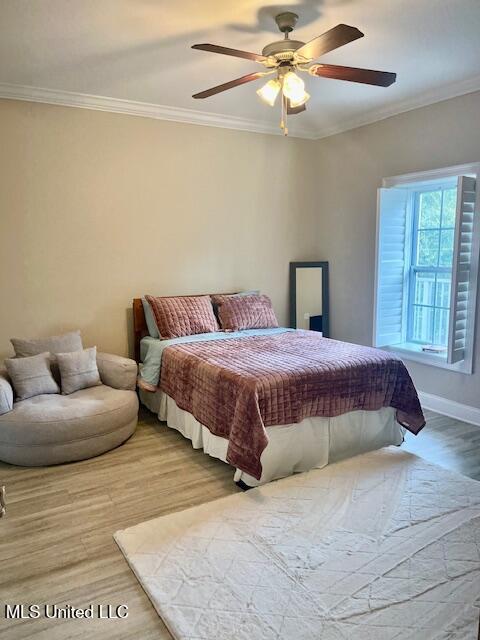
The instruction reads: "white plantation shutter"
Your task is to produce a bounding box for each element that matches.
[448,176,478,364]
[375,188,409,347]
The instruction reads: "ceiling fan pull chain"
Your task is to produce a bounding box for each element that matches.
[280,95,288,136]
[280,94,285,133]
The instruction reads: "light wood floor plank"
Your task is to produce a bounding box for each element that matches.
[0,406,478,638]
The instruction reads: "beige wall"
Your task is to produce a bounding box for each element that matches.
[2,91,479,409]
[0,99,318,359]
[312,90,480,408]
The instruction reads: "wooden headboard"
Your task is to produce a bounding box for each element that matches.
[132,298,148,362]
[133,292,239,362]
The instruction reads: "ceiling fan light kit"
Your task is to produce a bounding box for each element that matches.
[256,79,281,107]
[281,71,309,105]
[290,91,310,109]
[192,12,397,136]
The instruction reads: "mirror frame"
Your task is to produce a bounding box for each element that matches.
[289,261,330,337]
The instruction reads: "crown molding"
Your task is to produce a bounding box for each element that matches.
[312,73,480,140]
[1,75,479,142]
[0,83,313,139]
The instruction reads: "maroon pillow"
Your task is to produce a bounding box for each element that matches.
[212,294,279,331]
[145,295,219,339]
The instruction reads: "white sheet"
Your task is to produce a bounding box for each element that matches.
[114,447,480,640]
[140,389,405,486]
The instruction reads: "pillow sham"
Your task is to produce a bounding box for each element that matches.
[145,295,219,339]
[56,346,101,395]
[142,297,160,339]
[212,294,279,331]
[211,290,260,319]
[5,352,60,401]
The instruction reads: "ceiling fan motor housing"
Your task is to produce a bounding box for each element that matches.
[263,13,304,61]
[262,39,305,60]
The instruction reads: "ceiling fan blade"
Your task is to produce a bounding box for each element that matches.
[193,72,266,99]
[296,24,364,61]
[311,63,396,86]
[287,101,307,115]
[192,43,267,63]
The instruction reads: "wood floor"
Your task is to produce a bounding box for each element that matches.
[403,409,480,481]
[0,406,479,639]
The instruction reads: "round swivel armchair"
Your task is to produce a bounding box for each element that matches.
[0,352,138,466]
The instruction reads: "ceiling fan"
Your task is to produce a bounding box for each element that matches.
[192,12,396,134]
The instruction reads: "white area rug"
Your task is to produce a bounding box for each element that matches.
[114,448,480,639]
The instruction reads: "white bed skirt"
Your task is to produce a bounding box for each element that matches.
[139,389,405,486]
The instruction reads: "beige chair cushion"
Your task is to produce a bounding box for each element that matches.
[96,352,137,391]
[10,330,84,384]
[5,352,60,400]
[57,346,101,395]
[0,385,138,466]
[11,330,83,358]
[0,368,13,416]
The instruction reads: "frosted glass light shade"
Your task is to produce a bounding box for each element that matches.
[256,79,281,106]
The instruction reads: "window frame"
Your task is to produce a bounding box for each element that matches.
[407,185,456,347]
[374,162,480,374]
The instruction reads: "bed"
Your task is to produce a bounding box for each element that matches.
[133,297,425,486]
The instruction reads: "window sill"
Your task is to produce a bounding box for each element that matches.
[381,343,472,374]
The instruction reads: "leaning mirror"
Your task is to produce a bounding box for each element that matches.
[289,261,329,336]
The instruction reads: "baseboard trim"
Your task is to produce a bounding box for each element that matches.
[418,391,480,426]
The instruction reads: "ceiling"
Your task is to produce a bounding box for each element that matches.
[1,0,479,138]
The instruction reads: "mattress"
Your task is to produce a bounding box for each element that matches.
[140,389,405,486]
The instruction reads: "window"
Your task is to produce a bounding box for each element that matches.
[408,186,456,348]
[374,164,479,373]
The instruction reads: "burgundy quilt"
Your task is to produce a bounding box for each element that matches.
[160,331,425,480]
